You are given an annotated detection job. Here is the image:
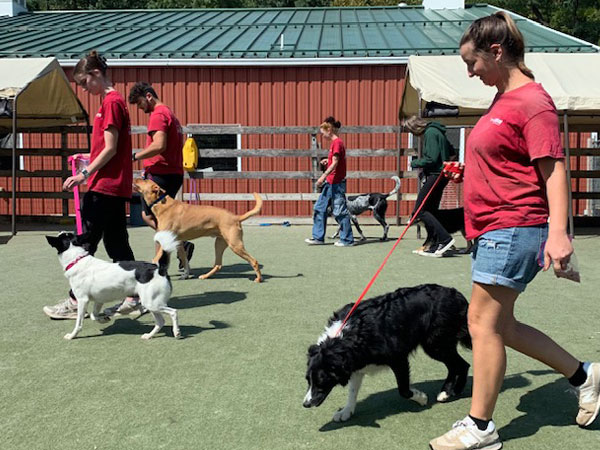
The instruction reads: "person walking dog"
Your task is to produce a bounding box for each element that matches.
[429,12,599,450]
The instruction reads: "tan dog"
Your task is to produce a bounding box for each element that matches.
[134,178,263,282]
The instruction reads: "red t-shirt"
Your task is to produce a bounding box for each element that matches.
[143,104,184,175]
[326,138,347,184]
[88,91,133,198]
[464,82,564,240]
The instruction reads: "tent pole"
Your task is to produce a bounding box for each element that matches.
[11,94,19,236]
[563,113,574,238]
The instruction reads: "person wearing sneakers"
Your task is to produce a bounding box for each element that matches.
[403,116,457,258]
[43,51,139,320]
[429,12,599,450]
[127,82,193,273]
[305,117,354,247]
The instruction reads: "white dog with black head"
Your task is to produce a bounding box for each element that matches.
[46,230,181,340]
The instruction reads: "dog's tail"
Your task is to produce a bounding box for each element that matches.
[154,231,180,273]
[238,193,263,222]
[457,321,472,350]
[386,176,401,198]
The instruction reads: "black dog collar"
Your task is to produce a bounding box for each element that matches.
[148,192,169,209]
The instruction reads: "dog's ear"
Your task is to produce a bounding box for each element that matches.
[46,235,60,249]
[74,231,95,254]
[308,344,321,358]
[46,233,72,254]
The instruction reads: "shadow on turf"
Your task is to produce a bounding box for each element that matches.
[500,370,600,441]
[0,235,12,245]
[78,318,229,339]
[182,263,303,282]
[318,372,532,431]
[169,291,247,309]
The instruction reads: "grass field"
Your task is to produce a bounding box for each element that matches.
[1,223,599,450]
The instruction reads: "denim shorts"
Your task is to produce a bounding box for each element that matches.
[471,224,548,293]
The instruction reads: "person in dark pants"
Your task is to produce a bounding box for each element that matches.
[43,50,137,319]
[404,116,457,257]
[127,82,193,271]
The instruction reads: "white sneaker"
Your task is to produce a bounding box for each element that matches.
[334,241,354,247]
[576,362,600,427]
[429,416,502,450]
[304,238,324,245]
[43,298,88,320]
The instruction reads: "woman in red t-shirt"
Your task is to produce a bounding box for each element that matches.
[430,13,599,450]
[43,51,137,320]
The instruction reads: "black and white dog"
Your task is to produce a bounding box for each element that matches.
[46,231,181,340]
[329,176,401,241]
[303,284,471,422]
[420,208,473,254]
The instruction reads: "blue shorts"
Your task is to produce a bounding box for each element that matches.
[471,225,548,293]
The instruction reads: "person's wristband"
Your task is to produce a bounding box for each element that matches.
[81,168,89,180]
[132,153,137,161]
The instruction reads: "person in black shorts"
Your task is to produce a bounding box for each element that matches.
[128,82,194,269]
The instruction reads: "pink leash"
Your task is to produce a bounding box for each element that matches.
[68,155,83,235]
[335,172,445,336]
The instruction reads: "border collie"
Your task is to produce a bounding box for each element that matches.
[46,231,181,340]
[303,284,471,422]
[327,176,401,241]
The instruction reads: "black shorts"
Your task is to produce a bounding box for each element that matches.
[142,172,184,216]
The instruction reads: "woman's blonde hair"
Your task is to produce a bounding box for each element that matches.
[320,116,341,132]
[460,11,534,80]
[403,116,429,136]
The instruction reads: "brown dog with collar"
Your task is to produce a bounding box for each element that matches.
[133,178,263,282]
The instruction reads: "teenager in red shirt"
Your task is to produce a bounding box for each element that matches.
[43,51,136,320]
[305,117,354,247]
[430,13,599,450]
[127,82,193,270]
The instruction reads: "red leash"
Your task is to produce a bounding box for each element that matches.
[335,172,445,336]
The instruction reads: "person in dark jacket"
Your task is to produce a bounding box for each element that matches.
[404,116,457,257]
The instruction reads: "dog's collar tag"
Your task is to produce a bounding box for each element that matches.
[149,192,169,209]
[65,254,89,272]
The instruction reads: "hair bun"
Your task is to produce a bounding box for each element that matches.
[324,116,342,129]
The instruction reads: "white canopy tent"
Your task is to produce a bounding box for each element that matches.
[400,53,600,128]
[399,53,600,233]
[0,57,88,235]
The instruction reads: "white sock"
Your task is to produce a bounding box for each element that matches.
[583,362,591,376]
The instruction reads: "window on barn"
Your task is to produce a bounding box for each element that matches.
[0,133,13,170]
[192,133,240,172]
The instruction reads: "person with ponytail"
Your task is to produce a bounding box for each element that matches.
[305,117,354,247]
[43,51,139,320]
[430,12,599,450]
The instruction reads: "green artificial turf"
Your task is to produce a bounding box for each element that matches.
[0,224,598,449]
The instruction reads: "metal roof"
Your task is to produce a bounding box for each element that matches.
[0,4,596,65]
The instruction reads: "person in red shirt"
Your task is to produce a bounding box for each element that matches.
[305,117,354,247]
[43,51,136,320]
[430,12,599,450]
[127,82,193,269]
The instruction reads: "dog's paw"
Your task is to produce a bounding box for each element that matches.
[141,333,152,340]
[436,391,451,403]
[63,333,75,340]
[410,389,428,406]
[332,407,354,422]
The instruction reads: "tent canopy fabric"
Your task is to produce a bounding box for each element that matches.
[400,53,600,128]
[0,57,87,129]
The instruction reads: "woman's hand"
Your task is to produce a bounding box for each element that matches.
[442,161,464,183]
[543,230,573,272]
[63,173,85,191]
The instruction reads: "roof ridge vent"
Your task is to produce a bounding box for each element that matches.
[422,0,464,9]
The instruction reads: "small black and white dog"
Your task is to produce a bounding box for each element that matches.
[46,230,181,340]
[303,284,471,422]
[329,176,401,241]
